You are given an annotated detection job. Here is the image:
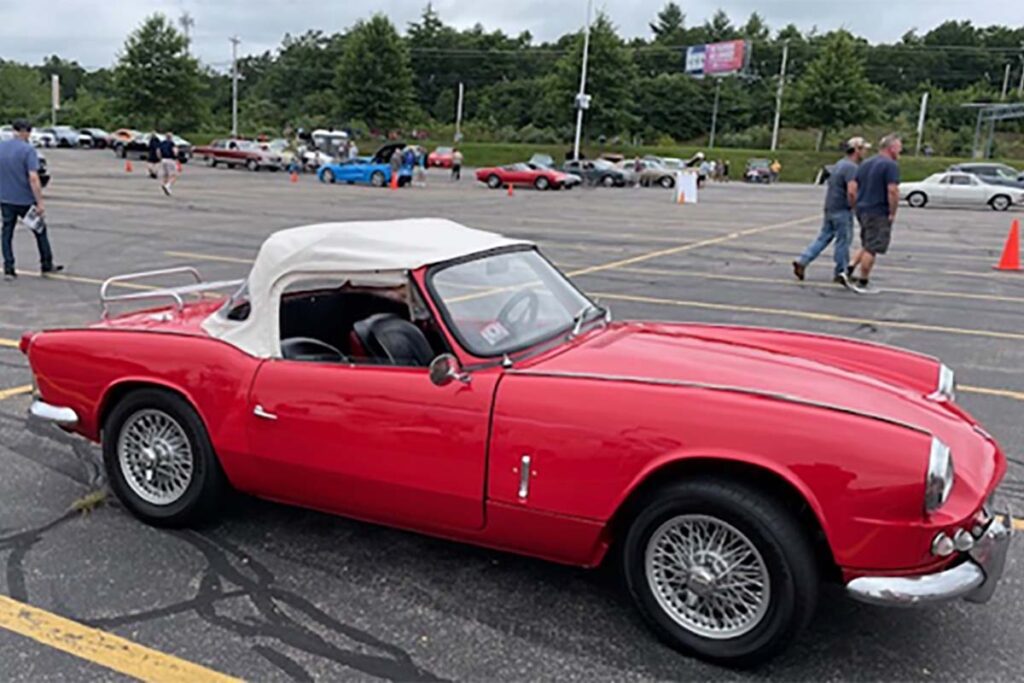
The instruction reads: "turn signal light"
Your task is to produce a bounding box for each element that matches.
[931,532,955,557]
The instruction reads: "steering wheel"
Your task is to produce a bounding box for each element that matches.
[281,337,348,363]
[497,290,539,334]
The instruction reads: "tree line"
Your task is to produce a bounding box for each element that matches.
[1,3,1023,155]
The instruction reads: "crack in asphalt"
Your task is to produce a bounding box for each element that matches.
[0,419,446,682]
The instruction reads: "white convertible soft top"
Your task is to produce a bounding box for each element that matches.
[201,218,530,358]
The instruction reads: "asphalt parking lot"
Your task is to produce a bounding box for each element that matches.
[2,149,1024,682]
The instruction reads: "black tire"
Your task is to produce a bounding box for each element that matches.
[991,195,1011,212]
[622,477,818,667]
[117,144,127,159]
[322,168,336,184]
[907,191,928,208]
[246,159,259,172]
[102,388,226,528]
[601,174,616,187]
[206,156,216,168]
[370,170,386,187]
[659,175,675,189]
[534,176,550,191]
[487,174,502,189]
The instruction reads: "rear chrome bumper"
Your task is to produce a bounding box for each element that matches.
[846,513,1012,606]
[29,400,78,426]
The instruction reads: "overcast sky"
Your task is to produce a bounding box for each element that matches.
[3,0,1022,70]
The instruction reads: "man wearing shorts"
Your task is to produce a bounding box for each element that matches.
[849,134,902,293]
[158,132,178,196]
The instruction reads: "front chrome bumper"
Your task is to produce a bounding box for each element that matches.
[29,400,78,426]
[846,513,1012,606]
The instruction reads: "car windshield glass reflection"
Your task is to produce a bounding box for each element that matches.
[431,249,594,357]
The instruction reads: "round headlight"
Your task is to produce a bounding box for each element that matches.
[925,437,955,514]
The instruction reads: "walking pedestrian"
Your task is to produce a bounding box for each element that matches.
[146,133,160,179]
[158,132,178,196]
[390,148,402,185]
[848,134,903,294]
[770,159,782,183]
[451,148,463,181]
[792,137,870,287]
[0,119,62,280]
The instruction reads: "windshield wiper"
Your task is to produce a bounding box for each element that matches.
[570,302,607,338]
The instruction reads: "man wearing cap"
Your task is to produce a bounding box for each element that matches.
[0,119,61,281]
[792,136,869,287]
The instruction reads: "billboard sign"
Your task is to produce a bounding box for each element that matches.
[685,40,749,77]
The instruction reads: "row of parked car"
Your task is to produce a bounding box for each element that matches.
[473,153,708,192]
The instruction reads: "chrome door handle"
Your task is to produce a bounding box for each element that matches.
[253,404,277,421]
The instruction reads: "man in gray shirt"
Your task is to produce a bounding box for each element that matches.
[0,119,60,281]
[792,137,870,287]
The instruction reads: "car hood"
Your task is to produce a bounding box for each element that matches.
[521,322,962,436]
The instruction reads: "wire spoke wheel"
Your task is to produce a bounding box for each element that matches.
[645,514,770,640]
[117,409,194,506]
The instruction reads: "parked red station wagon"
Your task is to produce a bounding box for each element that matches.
[22,219,1012,666]
[193,138,284,171]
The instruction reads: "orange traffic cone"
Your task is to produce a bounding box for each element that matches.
[507,183,514,197]
[124,159,133,173]
[290,170,299,184]
[994,219,1021,271]
[390,173,399,190]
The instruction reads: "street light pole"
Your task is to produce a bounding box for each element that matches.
[770,41,789,152]
[571,0,593,162]
[230,36,240,138]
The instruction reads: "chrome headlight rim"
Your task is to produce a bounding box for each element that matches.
[925,437,955,514]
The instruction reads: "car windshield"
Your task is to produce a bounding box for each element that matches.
[749,159,770,169]
[592,159,614,170]
[992,165,1020,180]
[430,249,597,357]
[435,147,452,154]
[504,163,529,171]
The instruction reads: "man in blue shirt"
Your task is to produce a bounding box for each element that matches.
[792,137,870,286]
[158,132,178,196]
[849,134,903,293]
[0,119,61,281]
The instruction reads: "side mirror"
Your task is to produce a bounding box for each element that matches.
[429,353,470,387]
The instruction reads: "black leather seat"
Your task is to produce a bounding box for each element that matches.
[353,313,435,367]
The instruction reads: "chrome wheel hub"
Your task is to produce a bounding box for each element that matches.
[645,514,770,639]
[117,409,194,506]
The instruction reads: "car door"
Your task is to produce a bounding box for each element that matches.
[945,174,979,206]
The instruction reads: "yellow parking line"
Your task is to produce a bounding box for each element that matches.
[567,214,817,278]
[592,291,1024,342]
[1015,519,1024,531]
[165,250,254,265]
[0,594,239,682]
[959,385,1024,402]
[0,338,18,349]
[586,264,1024,305]
[0,385,31,401]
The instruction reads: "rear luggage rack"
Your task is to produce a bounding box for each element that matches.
[100,267,244,318]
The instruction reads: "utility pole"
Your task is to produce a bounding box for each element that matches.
[1018,54,1024,96]
[1001,62,1012,100]
[571,0,593,162]
[179,12,194,54]
[454,82,464,142]
[914,91,929,156]
[230,36,241,138]
[770,41,789,152]
[709,79,722,149]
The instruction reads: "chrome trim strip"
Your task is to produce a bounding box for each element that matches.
[29,400,78,426]
[505,369,931,436]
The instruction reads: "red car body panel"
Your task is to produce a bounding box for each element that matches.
[194,141,263,165]
[23,264,1005,577]
[427,150,453,168]
[475,166,573,188]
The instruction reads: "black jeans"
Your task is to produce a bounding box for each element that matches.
[1,203,54,273]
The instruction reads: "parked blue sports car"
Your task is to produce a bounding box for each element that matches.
[317,142,414,187]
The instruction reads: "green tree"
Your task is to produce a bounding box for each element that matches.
[704,10,737,43]
[336,15,415,130]
[790,31,878,149]
[112,14,204,129]
[650,2,686,44]
[0,61,49,122]
[740,12,770,42]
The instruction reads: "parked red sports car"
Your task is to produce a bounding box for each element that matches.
[427,146,454,168]
[22,220,1011,666]
[475,163,581,190]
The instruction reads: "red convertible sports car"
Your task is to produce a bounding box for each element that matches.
[22,220,1011,666]
[475,163,581,190]
[427,146,454,168]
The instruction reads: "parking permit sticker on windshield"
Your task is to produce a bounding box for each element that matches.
[480,321,511,346]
